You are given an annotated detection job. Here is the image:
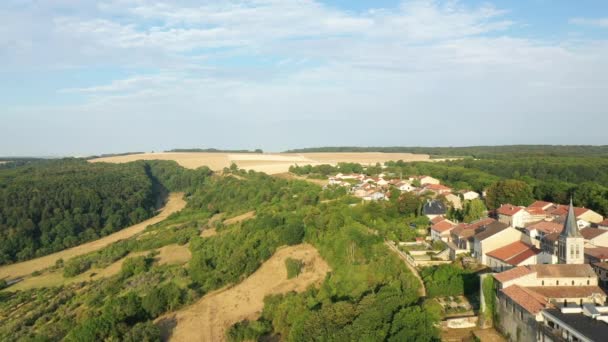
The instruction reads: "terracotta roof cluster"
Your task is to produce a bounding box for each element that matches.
[501,285,549,315]
[579,227,608,240]
[525,221,563,235]
[451,218,496,239]
[486,241,540,266]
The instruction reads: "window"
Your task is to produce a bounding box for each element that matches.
[588,280,591,285]
[542,280,545,286]
[572,280,575,285]
[557,280,560,285]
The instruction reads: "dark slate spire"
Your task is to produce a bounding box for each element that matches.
[561,198,581,238]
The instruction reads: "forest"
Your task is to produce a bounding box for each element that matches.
[285,145,608,158]
[0,163,438,341]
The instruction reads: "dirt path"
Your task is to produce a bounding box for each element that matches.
[156,244,330,342]
[223,211,256,226]
[385,241,426,298]
[0,193,186,281]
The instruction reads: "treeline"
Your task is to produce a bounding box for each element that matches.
[0,159,213,265]
[166,148,263,153]
[285,145,608,158]
[0,159,157,264]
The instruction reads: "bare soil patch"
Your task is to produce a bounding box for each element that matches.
[156,243,330,342]
[156,244,192,266]
[223,211,256,226]
[0,193,186,281]
[6,251,148,291]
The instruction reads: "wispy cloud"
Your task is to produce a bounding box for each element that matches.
[569,17,608,28]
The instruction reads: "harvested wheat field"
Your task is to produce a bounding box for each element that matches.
[90,152,431,174]
[0,193,186,281]
[156,243,330,342]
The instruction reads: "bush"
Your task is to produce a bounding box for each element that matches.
[285,258,304,279]
[226,320,271,342]
[63,258,92,277]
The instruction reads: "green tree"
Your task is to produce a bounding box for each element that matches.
[485,179,533,209]
[463,199,487,223]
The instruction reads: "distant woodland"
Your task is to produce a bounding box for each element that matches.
[165,148,263,153]
[285,145,608,158]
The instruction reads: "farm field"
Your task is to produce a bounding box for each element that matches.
[0,193,186,281]
[90,152,431,174]
[156,243,331,342]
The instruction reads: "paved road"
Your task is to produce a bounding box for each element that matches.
[385,241,427,298]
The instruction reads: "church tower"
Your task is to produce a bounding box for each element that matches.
[557,199,584,264]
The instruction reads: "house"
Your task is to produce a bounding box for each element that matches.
[585,247,608,264]
[548,205,604,225]
[396,181,415,192]
[485,241,540,272]
[592,262,608,289]
[444,193,462,209]
[460,190,480,201]
[448,218,496,256]
[422,200,447,220]
[423,184,452,195]
[580,227,608,248]
[431,218,457,242]
[497,204,546,228]
[493,264,606,342]
[539,307,608,342]
[528,200,554,211]
[598,219,608,230]
[473,221,524,265]
[363,191,386,201]
[497,204,529,228]
[376,178,389,187]
[409,175,440,185]
[525,220,563,243]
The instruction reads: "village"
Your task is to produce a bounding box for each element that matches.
[327,171,608,341]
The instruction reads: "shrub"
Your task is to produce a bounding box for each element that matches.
[285,258,304,279]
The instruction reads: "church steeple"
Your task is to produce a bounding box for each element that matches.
[560,198,581,238]
[557,197,584,264]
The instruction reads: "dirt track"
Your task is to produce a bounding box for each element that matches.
[0,193,186,281]
[156,244,330,342]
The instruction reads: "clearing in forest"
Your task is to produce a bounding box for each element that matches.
[90,152,431,174]
[0,193,186,281]
[156,243,331,342]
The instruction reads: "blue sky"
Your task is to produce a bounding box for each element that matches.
[1,0,607,156]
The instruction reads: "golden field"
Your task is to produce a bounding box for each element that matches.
[90,152,431,174]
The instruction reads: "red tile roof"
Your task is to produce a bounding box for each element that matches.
[431,220,456,233]
[530,264,596,278]
[425,184,451,191]
[525,207,547,216]
[549,205,590,218]
[430,216,445,225]
[599,219,608,227]
[585,247,608,261]
[494,266,535,283]
[501,285,548,315]
[526,286,606,299]
[580,227,608,240]
[486,241,540,266]
[525,221,563,234]
[497,204,523,216]
[528,201,553,209]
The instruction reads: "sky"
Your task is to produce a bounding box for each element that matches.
[1,0,608,156]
